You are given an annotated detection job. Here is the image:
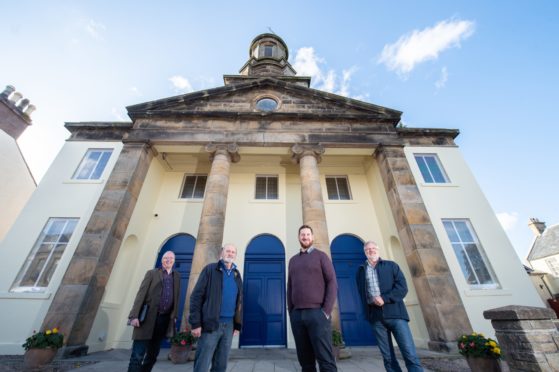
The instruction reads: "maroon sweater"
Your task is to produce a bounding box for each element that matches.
[287,248,338,315]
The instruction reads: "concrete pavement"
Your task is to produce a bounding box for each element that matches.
[63,347,470,371]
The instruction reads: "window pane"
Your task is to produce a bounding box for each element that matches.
[11,218,78,291]
[443,219,498,288]
[181,176,196,198]
[74,149,112,180]
[455,221,474,242]
[325,178,339,200]
[267,177,278,199]
[255,177,267,199]
[337,179,350,200]
[443,221,459,242]
[193,176,207,198]
[264,45,273,57]
[425,156,446,183]
[91,151,112,179]
[415,156,434,183]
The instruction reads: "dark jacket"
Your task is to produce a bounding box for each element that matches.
[129,268,181,340]
[356,259,409,322]
[189,261,243,333]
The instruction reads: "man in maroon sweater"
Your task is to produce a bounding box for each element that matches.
[287,225,338,372]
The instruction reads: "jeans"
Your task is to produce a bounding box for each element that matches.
[290,308,337,372]
[193,321,234,372]
[372,318,423,372]
[128,313,170,372]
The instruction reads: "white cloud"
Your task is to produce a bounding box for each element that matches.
[293,47,358,97]
[497,212,519,231]
[111,107,126,121]
[378,19,475,76]
[435,66,448,89]
[130,86,142,96]
[85,19,106,40]
[338,67,357,97]
[169,75,193,92]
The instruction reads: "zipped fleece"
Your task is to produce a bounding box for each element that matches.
[356,259,409,322]
[189,261,243,332]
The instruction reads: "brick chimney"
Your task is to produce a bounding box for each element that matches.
[528,218,546,236]
[0,84,34,139]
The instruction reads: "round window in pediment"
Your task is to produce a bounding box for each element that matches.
[256,97,278,112]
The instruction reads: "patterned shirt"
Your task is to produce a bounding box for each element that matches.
[158,269,174,314]
[365,260,381,304]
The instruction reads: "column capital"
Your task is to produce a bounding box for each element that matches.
[290,144,325,164]
[205,143,240,163]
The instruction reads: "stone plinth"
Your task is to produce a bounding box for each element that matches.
[484,305,559,371]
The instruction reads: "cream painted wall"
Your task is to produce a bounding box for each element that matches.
[0,141,122,353]
[92,151,436,351]
[404,146,544,337]
[0,131,35,242]
[530,258,559,294]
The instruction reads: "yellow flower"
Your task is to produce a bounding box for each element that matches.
[494,347,501,354]
[472,332,477,336]
[46,330,52,335]
[52,328,59,334]
[489,341,496,347]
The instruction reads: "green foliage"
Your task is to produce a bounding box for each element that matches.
[332,329,344,347]
[170,328,198,346]
[457,332,501,359]
[22,328,64,350]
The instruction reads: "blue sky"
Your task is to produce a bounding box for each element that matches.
[2,1,558,260]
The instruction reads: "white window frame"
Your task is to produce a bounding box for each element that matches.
[179,174,207,199]
[325,176,352,200]
[11,218,79,293]
[442,219,499,289]
[414,153,450,184]
[72,148,113,180]
[255,175,279,200]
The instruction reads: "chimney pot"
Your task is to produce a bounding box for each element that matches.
[23,104,36,117]
[528,218,546,236]
[8,91,22,104]
[1,85,15,98]
[16,98,30,111]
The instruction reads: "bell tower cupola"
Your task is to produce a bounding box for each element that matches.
[239,33,297,77]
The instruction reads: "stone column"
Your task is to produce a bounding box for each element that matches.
[183,143,240,327]
[42,142,155,356]
[375,145,471,351]
[291,144,340,330]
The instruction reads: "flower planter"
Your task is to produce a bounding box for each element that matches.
[169,344,192,364]
[466,356,501,372]
[23,347,58,369]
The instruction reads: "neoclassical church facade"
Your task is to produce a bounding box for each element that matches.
[0,34,542,355]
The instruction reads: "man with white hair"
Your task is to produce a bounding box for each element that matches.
[356,241,423,372]
[189,244,243,372]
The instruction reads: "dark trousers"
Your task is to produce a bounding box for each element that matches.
[128,313,170,372]
[290,308,337,372]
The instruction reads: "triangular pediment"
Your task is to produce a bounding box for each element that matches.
[127,78,401,124]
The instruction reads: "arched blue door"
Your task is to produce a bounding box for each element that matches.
[155,234,195,336]
[240,234,286,347]
[331,234,376,346]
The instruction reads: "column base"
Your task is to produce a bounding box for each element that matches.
[427,340,456,353]
[62,344,89,358]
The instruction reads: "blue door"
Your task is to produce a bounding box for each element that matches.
[155,234,195,341]
[240,234,286,347]
[331,234,376,346]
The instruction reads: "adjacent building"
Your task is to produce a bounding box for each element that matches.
[0,34,543,355]
[0,85,36,242]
